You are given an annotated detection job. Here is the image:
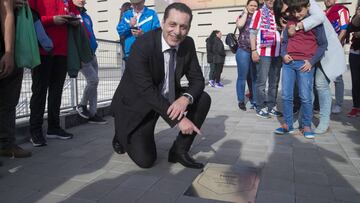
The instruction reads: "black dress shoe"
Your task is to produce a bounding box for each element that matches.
[168,150,204,169]
[112,136,125,154]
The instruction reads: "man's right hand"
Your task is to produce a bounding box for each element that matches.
[53,15,69,25]
[178,117,202,135]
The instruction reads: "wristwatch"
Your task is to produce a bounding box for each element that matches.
[182,93,194,104]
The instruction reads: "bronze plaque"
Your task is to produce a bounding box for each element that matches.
[184,163,260,203]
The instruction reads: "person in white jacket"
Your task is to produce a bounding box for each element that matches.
[274,0,347,134]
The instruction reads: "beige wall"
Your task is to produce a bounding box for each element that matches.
[85,0,358,51]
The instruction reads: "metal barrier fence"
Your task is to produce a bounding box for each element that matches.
[16,39,208,119]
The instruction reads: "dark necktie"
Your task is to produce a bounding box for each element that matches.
[168,48,176,103]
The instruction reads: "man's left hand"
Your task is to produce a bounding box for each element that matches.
[167,96,190,120]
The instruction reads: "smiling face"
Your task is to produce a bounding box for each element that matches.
[161,9,191,47]
[293,6,309,21]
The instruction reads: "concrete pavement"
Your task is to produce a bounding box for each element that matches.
[0,67,359,203]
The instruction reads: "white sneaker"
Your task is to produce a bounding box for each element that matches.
[332,105,342,114]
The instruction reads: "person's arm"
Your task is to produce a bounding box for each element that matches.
[116,10,132,38]
[0,0,15,79]
[352,14,360,27]
[236,11,247,29]
[337,8,350,44]
[151,10,160,30]
[249,10,261,62]
[309,24,328,66]
[300,0,327,32]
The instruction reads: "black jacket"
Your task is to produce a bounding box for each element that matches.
[111,28,205,145]
[212,37,226,64]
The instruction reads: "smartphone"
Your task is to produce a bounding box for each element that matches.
[64,16,81,21]
[131,26,139,30]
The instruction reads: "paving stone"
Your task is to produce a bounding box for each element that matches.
[23,192,67,203]
[119,174,160,190]
[136,190,178,203]
[0,186,38,203]
[98,186,146,203]
[175,196,214,203]
[296,196,336,203]
[255,191,295,203]
[294,170,329,186]
[295,183,335,200]
[258,177,295,194]
[332,187,360,202]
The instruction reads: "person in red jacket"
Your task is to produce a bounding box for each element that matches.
[28,0,80,147]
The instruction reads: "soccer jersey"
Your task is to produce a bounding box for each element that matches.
[249,6,281,57]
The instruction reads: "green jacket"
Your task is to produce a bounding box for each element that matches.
[67,24,93,78]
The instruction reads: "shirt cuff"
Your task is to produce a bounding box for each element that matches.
[182,93,194,104]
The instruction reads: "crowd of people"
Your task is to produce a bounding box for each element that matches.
[0,0,108,164]
[0,0,359,170]
[216,0,359,138]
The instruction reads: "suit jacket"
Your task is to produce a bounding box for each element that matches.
[111,28,205,144]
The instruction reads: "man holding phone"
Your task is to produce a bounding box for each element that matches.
[117,0,160,61]
[28,0,81,147]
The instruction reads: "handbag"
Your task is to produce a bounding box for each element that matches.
[225,27,238,54]
[15,3,41,69]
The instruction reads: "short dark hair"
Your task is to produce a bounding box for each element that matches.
[247,0,259,6]
[287,0,310,15]
[163,2,193,25]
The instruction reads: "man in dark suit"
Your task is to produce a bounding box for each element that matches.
[111,2,211,169]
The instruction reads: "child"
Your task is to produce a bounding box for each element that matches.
[274,0,327,138]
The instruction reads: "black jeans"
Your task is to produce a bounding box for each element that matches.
[349,53,360,108]
[30,55,67,135]
[0,68,23,148]
[213,63,224,83]
[124,92,211,168]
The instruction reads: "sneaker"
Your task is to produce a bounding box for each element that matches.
[47,128,74,140]
[347,108,360,117]
[0,145,32,158]
[30,133,47,147]
[256,108,270,119]
[88,114,107,124]
[269,107,283,117]
[250,103,257,110]
[208,80,215,87]
[214,82,224,88]
[76,105,90,119]
[304,131,315,139]
[274,124,295,135]
[238,102,246,111]
[332,105,342,114]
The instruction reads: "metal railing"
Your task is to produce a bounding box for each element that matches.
[16,39,209,119]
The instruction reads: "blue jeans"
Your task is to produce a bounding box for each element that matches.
[236,48,256,103]
[282,61,314,128]
[255,56,282,110]
[315,67,331,130]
